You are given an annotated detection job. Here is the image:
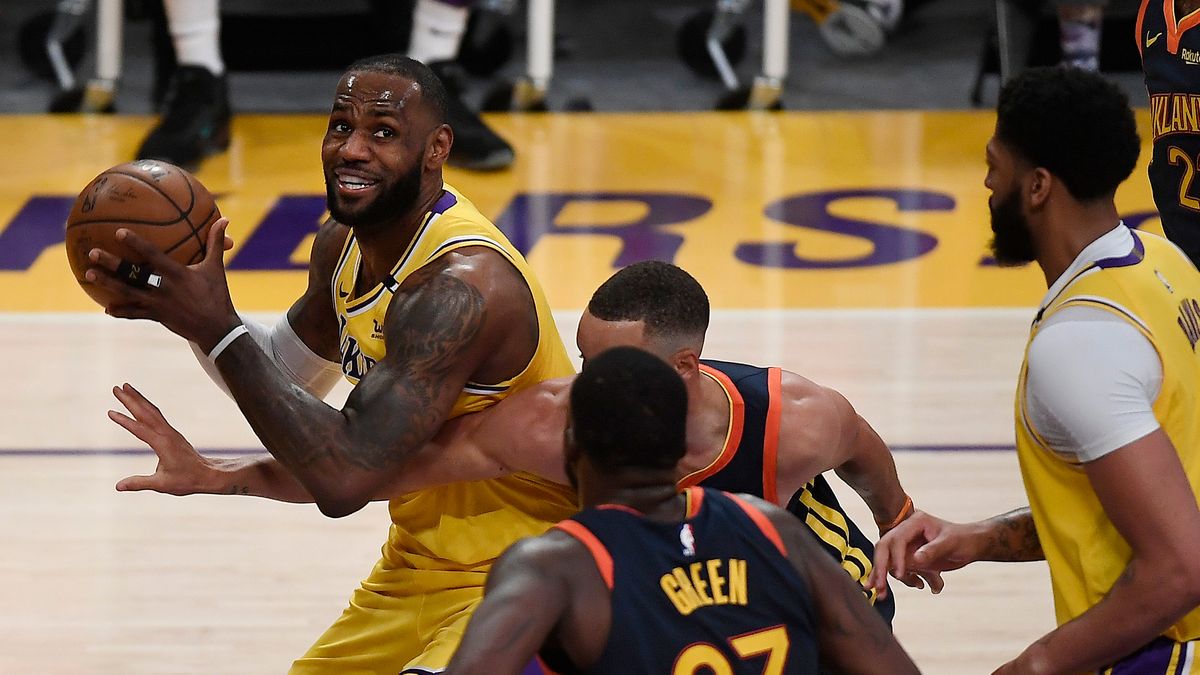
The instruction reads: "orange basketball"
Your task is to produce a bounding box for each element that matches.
[64,160,221,307]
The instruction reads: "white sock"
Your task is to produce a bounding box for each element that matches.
[407,0,469,64]
[164,0,225,75]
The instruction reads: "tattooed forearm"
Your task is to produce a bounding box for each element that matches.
[980,507,1044,562]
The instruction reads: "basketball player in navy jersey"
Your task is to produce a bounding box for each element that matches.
[445,347,918,675]
[113,262,921,621]
[1139,0,1200,266]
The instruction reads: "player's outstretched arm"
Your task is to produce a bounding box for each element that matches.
[750,495,919,674]
[867,507,1043,599]
[995,430,1200,675]
[392,378,572,493]
[446,533,583,675]
[776,373,909,528]
[110,377,571,502]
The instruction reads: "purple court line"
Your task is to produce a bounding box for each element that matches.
[0,444,1017,457]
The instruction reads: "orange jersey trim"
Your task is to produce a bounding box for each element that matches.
[762,367,783,505]
[1137,0,1152,56]
[685,486,706,518]
[677,365,746,489]
[725,493,787,557]
[554,520,615,590]
[1167,0,1200,53]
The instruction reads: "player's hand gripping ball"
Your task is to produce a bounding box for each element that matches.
[64,159,220,307]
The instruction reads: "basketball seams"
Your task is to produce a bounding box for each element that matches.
[107,168,196,216]
[64,161,219,306]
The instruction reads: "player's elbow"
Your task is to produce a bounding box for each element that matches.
[314,495,367,519]
[1147,547,1200,613]
[308,480,374,519]
[1175,557,1200,608]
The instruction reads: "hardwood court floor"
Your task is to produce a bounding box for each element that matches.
[0,110,1160,672]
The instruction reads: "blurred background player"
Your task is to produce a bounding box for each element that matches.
[445,346,919,675]
[1138,0,1200,267]
[869,66,1200,673]
[1055,1,1106,70]
[136,0,514,171]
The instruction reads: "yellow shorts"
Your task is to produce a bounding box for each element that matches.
[290,582,482,675]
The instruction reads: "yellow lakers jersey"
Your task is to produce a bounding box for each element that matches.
[331,184,577,583]
[1015,231,1200,641]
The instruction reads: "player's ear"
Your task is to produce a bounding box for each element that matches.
[671,348,701,379]
[427,123,453,169]
[1028,167,1052,210]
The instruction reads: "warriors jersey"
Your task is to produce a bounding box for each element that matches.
[546,487,820,674]
[1139,0,1200,264]
[1016,230,1200,641]
[330,184,577,579]
[677,360,891,621]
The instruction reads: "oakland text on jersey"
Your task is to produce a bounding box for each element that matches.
[1150,93,1200,140]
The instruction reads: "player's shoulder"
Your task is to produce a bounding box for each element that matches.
[778,369,850,427]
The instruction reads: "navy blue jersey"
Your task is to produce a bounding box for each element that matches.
[545,487,820,675]
[1140,0,1200,265]
[682,359,894,623]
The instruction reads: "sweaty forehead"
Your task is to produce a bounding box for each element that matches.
[335,72,423,112]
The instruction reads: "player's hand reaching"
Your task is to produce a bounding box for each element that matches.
[111,383,224,496]
[85,218,242,353]
[867,510,983,599]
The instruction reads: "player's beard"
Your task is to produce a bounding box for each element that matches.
[326,159,423,234]
[988,188,1037,266]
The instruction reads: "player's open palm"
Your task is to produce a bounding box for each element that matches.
[111,383,221,496]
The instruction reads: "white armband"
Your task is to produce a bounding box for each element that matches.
[190,314,342,399]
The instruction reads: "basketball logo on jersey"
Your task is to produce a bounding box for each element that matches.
[680,524,696,557]
[1178,297,1200,351]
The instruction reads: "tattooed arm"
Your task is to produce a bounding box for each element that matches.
[867,507,1043,598]
[747,495,919,675]
[210,246,537,517]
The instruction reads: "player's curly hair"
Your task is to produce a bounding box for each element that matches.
[587,261,710,342]
[996,66,1140,202]
[571,346,688,472]
[345,53,448,125]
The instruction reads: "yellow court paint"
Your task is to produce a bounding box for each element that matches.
[0,111,1161,312]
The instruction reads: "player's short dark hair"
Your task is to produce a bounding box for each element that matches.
[996,67,1139,202]
[570,346,688,473]
[344,53,448,125]
[587,261,709,341]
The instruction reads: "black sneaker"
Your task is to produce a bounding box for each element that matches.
[431,61,515,172]
[136,65,231,169]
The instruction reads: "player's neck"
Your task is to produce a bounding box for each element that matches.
[583,471,687,521]
[1036,200,1121,287]
[1178,0,1200,18]
[680,372,733,474]
[352,184,445,285]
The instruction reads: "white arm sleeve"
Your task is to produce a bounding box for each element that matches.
[189,314,343,400]
[1024,305,1163,463]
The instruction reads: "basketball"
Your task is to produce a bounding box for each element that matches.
[64,159,221,307]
